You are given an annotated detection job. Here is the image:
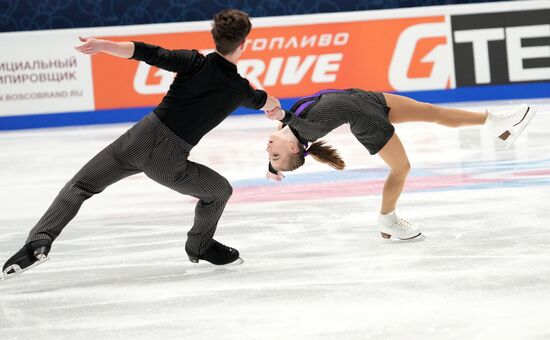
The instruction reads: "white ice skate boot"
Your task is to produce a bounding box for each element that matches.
[378,211,422,240]
[485,103,536,148]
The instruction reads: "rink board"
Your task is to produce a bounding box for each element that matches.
[1,1,549,130]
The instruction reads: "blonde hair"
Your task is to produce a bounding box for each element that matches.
[281,140,345,171]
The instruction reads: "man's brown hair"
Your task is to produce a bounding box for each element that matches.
[211,9,252,55]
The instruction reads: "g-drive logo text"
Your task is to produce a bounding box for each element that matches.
[389,22,450,92]
[451,9,550,87]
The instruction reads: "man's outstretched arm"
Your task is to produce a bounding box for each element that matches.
[74,36,135,58]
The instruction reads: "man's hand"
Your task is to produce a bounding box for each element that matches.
[74,37,135,58]
[265,107,285,121]
[74,36,104,55]
[262,96,280,111]
[266,171,285,182]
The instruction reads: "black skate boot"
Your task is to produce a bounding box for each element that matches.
[186,240,243,265]
[2,240,51,280]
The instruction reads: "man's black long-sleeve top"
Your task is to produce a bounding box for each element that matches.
[131,41,268,145]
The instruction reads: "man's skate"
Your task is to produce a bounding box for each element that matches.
[186,240,243,265]
[486,103,536,148]
[378,211,422,240]
[2,240,51,280]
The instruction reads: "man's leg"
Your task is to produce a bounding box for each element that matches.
[3,143,141,279]
[26,146,141,244]
[3,115,158,279]
[183,161,233,255]
[142,111,239,264]
[145,157,233,255]
[26,115,155,245]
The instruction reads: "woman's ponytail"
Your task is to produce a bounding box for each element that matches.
[306,140,345,170]
[282,140,345,172]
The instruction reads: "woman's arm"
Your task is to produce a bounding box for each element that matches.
[74,37,134,58]
[265,108,326,142]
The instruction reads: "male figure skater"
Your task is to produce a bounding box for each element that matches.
[2,9,280,279]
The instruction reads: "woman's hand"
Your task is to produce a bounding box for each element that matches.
[266,171,285,182]
[265,107,285,121]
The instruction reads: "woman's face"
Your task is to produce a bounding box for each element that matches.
[266,130,298,170]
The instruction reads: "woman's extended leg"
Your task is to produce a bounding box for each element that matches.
[377,133,410,214]
[383,93,487,127]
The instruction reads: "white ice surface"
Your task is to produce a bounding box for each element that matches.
[1,99,549,340]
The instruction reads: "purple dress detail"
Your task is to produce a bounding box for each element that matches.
[293,89,345,116]
[290,89,346,154]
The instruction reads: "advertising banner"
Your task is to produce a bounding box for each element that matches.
[91,16,448,111]
[0,0,548,129]
[0,32,95,116]
[451,8,550,87]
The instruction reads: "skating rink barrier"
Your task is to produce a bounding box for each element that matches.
[0,0,549,130]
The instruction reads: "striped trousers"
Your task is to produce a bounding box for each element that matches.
[26,113,233,256]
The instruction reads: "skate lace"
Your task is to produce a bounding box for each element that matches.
[490,108,518,121]
[395,217,414,231]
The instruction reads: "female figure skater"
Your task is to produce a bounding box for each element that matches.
[264,89,535,240]
[2,9,280,279]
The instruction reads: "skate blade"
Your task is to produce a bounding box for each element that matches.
[188,257,244,266]
[380,232,424,241]
[1,256,49,281]
[500,106,536,149]
[212,257,244,266]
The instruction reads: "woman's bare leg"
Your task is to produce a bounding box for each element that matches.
[383,93,487,127]
[377,133,410,214]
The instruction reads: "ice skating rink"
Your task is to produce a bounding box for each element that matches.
[1,99,549,340]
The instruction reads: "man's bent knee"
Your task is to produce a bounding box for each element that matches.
[217,180,233,202]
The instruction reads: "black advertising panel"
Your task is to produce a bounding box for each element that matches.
[451,9,550,87]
